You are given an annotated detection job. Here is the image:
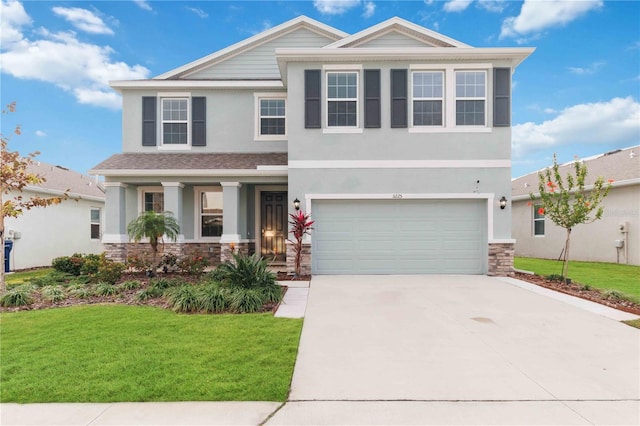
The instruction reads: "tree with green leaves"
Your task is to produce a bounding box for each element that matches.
[127,210,180,277]
[1,103,67,293]
[529,154,612,282]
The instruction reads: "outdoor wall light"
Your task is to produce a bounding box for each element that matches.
[293,198,301,211]
[499,196,508,210]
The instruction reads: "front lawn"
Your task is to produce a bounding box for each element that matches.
[514,257,640,303]
[5,268,53,288]
[0,305,302,402]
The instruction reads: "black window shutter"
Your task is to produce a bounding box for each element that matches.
[390,69,407,128]
[493,68,511,127]
[192,96,206,146]
[305,70,321,129]
[142,96,157,146]
[364,69,381,128]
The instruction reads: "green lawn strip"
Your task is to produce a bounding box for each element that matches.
[514,257,640,303]
[0,305,302,403]
[622,319,640,329]
[5,268,54,287]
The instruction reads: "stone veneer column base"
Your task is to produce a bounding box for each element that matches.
[286,242,311,276]
[104,242,224,268]
[488,242,515,276]
[220,242,251,264]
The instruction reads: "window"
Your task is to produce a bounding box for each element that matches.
[144,192,164,213]
[255,94,286,140]
[327,72,358,127]
[412,71,443,126]
[455,71,486,126]
[161,98,188,145]
[200,190,223,238]
[534,204,545,236]
[90,208,101,239]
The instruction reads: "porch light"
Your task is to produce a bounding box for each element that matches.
[499,196,507,210]
[293,198,300,211]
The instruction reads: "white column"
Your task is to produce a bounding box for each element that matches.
[102,182,129,243]
[220,182,242,244]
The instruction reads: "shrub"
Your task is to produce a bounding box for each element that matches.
[177,252,209,275]
[29,272,73,288]
[229,288,265,313]
[603,289,628,302]
[167,285,201,313]
[95,282,118,296]
[215,253,276,290]
[41,285,66,303]
[126,253,153,274]
[135,287,163,301]
[545,274,566,282]
[199,283,229,313]
[0,284,35,307]
[160,253,179,273]
[94,260,125,285]
[80,254,102,275]
[52,254,84,275]
[262,284,284,304]
[68,283,92,299]
[119,280,142,291]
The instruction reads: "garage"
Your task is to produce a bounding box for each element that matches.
[312,199,487,274]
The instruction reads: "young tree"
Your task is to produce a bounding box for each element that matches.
[127,210,180,276]
[1,103,66,293]
[288,210,314,277]
[529,154,611,282]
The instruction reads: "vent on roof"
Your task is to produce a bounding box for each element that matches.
[55,165,69,171]
[604,149,621,156]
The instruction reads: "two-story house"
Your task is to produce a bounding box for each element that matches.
[90,16,533,276]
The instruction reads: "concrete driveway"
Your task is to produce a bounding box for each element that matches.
[271,275,639,425]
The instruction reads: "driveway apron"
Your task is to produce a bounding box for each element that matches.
[288,275,640,404]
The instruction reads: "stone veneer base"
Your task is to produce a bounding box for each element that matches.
[488,242,515,276]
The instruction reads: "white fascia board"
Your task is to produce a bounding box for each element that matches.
[90,169,288,177]
[511,178,640,202]
[23,185,105,202]
[288,160,510,169]
[110,80,284,93]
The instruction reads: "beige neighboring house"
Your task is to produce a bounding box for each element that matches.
[4,162,105,270]
[512,146,639,266]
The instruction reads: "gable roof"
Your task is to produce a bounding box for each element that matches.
[154,16,347,80]
[25,161,105,200]
[512,146,640,198]
[325,17,470,49]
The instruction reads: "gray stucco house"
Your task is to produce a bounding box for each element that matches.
[90,16,533,276]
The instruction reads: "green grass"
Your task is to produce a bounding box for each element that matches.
[5,268,54,287]
[623,319,640,329]
[0,305,302,403]
[515,257,640,303]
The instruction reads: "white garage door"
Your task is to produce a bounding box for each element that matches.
[312,199,486,274]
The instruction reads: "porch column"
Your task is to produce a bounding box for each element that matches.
[220,182,242,243]
[161,182,185,242]
[103,182,129,243]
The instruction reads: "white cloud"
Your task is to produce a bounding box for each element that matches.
[314,0,360,15]
[512,97,640,157]
[501,0,603,39]
[52,6,114,35]
[0,2,150,109]
[35,130,47,137]
[186,7,208,18]
[0,0,31,45]
[477,0,506,13]
[363,1,375,18]
[443,0,473,13]
[568,61,605,75]
[133,0,152,12]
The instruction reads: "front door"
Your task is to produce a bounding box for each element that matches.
[261,192,287,262]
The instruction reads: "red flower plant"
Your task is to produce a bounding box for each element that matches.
[538,207,545,215]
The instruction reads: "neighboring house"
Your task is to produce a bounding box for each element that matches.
[90,16,534,276]
[4,162,105,270]
[512,146,639,266]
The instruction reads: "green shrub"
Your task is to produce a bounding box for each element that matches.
[126,253,153,274]
[41,285,66,303]
[578,283,591,291]
[198,283,229,313]
[215,253,276,290]
[52,254,84,275]
[80,254,102,275]
[150,277,184,291]
[0,284,35,307]
[545,274,566,282]
[603,289,628,302]
[229,288,265,313]
[167,285,201,313]
[69,275,92,286]
[95,282,118,296]
[261,284,284,304]
[119,280,142,291]
[177,252,209,275]
[135,287,163,301]
[68,283,92,299]
[94,260,125,285]
[29,271,73,288]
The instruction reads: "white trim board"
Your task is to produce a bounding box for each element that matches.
[289,160,510,169]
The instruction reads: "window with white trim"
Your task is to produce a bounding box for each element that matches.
[455,71,486,126]
[254,94,287,140]
[327,72,358,127]
[198,189,223,238]
[144,192,164,213]
[161,98,188,145]
[90,208,101,239]
[533,204,545,236]
[412,71,444,126]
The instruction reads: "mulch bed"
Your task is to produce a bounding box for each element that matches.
[513,272,640,315]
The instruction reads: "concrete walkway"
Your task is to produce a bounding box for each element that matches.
[2,275,639,426]
[274,280,310,318]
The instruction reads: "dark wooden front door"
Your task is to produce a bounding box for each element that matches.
[261,192,287,262]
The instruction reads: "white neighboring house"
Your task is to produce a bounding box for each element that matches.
[4,162,105,270]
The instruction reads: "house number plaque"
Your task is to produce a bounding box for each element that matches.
[392,193,403,199]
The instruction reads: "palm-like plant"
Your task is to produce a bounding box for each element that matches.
[127,211,180,276]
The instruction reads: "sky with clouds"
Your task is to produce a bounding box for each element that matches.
[1,0,638,178]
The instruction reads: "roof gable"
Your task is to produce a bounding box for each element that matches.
[156,16,347,80]
[325,17,470,49]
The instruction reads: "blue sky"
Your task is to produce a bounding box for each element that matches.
[1,0,638,178]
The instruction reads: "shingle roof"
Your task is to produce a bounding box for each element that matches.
[27,161,105,199]
[512,146,639,197]
[90,153,288,172]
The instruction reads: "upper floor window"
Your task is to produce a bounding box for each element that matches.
[327,71,358,127]
[455,71,486,126]
[90,208,101,240]
[162,98,189,145]
[412,71,443,127]
[254,93,287,140]
[533,204,545,236]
